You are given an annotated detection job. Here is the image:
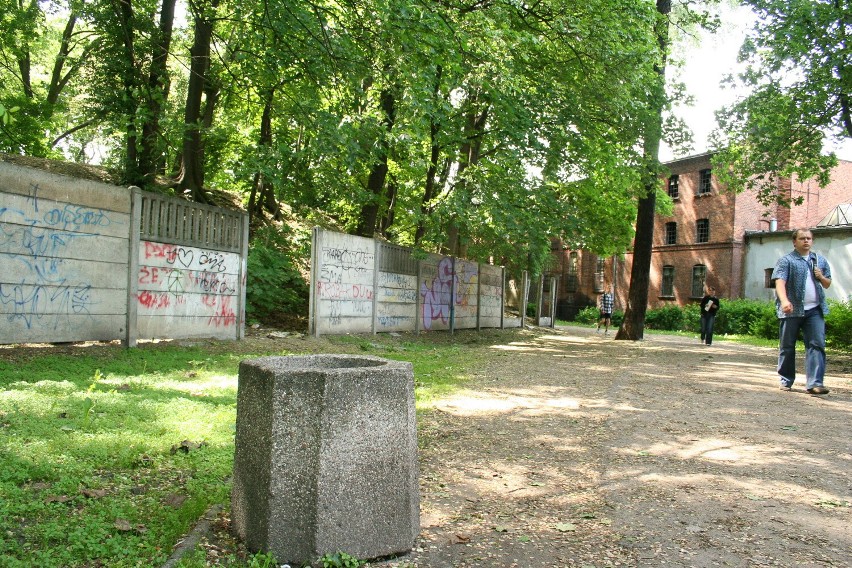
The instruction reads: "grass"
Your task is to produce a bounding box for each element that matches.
[0,332,486,568]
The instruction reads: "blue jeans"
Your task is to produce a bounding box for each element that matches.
[778,307,826,389]
[700,313,716,345]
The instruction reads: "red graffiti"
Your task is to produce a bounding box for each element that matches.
[138,266,163,284]
[137,290,170,309]
[207,296,236,327]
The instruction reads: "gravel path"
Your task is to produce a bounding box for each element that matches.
[369,326,852,568]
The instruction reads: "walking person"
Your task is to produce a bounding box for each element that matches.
[699,285,720,345]
[772,228,832,395]
[597,284,614,335]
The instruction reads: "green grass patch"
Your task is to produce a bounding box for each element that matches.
[0,331,493,567]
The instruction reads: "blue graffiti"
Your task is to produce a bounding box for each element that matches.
[0,281,95,329]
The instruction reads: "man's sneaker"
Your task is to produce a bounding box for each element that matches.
[807,386,829,395]
[779,386,792,392]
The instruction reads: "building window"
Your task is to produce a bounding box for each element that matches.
[665,222,677,245]
[667,175,679,199]
[566,252,578,293]
[698,169,712,195]
[662,266,675,297]
[765,268,774,288]
[692,265,707,297]
[696,218,710,243]
[594,258,605,293]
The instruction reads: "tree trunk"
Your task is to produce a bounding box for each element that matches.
[248,89,280,224]
[356,86,396,237]
[177,0,219,203]
[415,65,444,246]
[443,100,487,256]
[138,0,177,184]
[115,0,141,186]
[615,0,671,341]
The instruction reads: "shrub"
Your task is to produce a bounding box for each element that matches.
[682,303,701,332]
[748,301,779,340]
[644,305,684,331]
[573,306,624,327]
[714,298,773,336]
[245,225,309,321]
[574,306,599,324]
[826,298,852,350]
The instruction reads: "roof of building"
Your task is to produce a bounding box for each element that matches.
[817,203,852,227]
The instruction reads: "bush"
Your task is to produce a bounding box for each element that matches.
[748,301,779,340]
[826,299,852,350]
[245,225,309,321]
[574,306,599,324]
[573,306,624,327]
[714,298,773,336]
[644,305,684,331]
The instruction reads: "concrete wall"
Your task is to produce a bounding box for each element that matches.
[310,228,506,336]
[0,161,247,345]
[135,240,243,339]
[743,228,852,303]
[0,163,131,343]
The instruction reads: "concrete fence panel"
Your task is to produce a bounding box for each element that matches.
[0,162,131,344]
[310,228,376,335]
[0,161,247,345]
[310,228,506,336]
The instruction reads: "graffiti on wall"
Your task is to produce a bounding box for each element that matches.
[137,241,239,328]
[311,228,504,335]
[315,236,375,330]
[0,185,119,330]
[418,257,480,330]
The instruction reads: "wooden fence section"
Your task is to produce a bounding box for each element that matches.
[309,227,507,336]
[139,193,244,253]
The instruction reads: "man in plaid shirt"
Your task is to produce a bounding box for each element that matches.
[772,229,833,395]
[597,285,615,335]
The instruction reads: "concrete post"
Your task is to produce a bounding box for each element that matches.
[231,354,419,565]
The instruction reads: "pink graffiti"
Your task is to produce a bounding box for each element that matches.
[317,281,374,300]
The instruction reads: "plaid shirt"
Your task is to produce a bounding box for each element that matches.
[771,250,831,318]
[599,291,614,313]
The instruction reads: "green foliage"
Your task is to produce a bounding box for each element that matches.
[750,303,780,341]
[574,306,623,328]
[714,298,777,336]
[574,306,599,325]
[643,305,684,331]
[712,0,846,205]
[825,299,852,351]
[319,551,364,568]
[245,225,309,322]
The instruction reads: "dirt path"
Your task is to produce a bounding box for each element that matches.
[370,326,852,568]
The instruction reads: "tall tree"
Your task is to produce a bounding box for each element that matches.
[616,0,672,341]
[712,0,848,205]
[177,0,221,203]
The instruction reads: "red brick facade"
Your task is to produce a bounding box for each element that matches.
[552,153,852,318]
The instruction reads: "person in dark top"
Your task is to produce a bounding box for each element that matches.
[699,285,721,345]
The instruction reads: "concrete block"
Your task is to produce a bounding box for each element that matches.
[232,354,419,565]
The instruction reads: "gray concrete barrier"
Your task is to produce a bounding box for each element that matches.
[231,354,419,565]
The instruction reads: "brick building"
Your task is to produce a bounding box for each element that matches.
[552,152,852,318]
